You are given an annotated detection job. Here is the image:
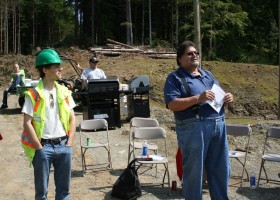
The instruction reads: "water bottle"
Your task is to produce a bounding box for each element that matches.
[86,138,92,146]
[250,171,256,189]
[141,140,148,157]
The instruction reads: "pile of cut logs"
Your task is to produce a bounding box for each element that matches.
[90,39,176,59]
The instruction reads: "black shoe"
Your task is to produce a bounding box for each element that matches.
[0,104,8,109]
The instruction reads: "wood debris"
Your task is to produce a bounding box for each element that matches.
[89,39,176,59]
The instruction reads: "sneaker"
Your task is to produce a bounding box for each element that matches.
[0,104,8,109]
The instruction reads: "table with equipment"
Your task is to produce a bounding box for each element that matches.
[82,76,152,128]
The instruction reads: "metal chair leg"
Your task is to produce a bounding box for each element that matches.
[127,144,132,165]
[257,159,264,187]
[128,150,132,165]
[84,149,88,170]
[108,147,113,169]
[154,149,158,177]
[263,163,269,183]
[234,157,249,187]
[81,148,85,171]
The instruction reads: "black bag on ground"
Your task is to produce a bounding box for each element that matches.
[111,159,142,200]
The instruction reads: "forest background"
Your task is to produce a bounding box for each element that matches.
[1,2,280,198]
[0,0,278,65]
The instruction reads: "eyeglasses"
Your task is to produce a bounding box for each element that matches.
[185,51,199,56]
[50,93,54,108]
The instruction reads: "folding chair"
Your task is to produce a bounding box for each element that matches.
[127,117,159,164]
[226,124,252,187]
[79,119,112,174]
[132,127,170,188]
[257,127,280,187]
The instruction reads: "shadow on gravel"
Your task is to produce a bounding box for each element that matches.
[71,170,83,178]
[101,186,184,200]
[88,185,116,200]
[141,186,182,199]
[109,169,125,177]
[236,186,280,200]
[0,108,22,115]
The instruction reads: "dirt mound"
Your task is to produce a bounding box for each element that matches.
[0,50,278,119]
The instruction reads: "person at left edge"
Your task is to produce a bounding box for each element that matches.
[0,62,25,109]
[21,48,76,200]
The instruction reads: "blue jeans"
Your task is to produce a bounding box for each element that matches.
[2,76,24,105]
[176,116,230,200]
[32,138,72,200]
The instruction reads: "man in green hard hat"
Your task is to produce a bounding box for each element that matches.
[21,48,76,200]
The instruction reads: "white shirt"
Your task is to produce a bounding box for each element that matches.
[22,88,76,139]
[81,67,106,80]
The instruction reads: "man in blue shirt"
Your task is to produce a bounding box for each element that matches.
[164,41,233,200]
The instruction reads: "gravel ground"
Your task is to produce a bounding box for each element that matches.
[0,93,280,200]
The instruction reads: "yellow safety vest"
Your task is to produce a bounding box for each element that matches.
[21,80,72,163]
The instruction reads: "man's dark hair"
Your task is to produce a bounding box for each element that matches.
[176,41,196,66]
[37,64,52,78]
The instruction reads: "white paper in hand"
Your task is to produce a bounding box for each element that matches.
[206,84,226,113]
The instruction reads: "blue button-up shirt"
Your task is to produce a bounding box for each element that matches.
[164,67,225,120]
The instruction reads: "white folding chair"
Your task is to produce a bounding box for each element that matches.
[226,124,252,187]
[132,127,170,188]
[79,119,112,174]
[127,117,159,164]
[257,127,280,187]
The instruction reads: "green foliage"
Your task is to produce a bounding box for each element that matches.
[151,39,170,48]
[201,0,249,61]
[53,35,76,48]
[1,0,279,65]
[226,0,278,64]
[17,0,74,53]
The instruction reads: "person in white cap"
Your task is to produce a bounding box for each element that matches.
[79,57,106,80]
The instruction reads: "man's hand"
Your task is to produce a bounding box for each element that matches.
[66,141,72,147]
[36,145,43,150]
[198,90,215,102]
[224,93,234,104]
[77,64,84,70]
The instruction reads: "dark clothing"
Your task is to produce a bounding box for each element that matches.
[2,75,24,105]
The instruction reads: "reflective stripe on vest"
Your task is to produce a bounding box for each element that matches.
[65,96,70,106]
[21,131,35,148]
[29,88,40,112]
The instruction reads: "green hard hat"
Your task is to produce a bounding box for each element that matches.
[35,48,61,67]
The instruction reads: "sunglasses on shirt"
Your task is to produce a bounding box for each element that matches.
[50,93,54,109]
